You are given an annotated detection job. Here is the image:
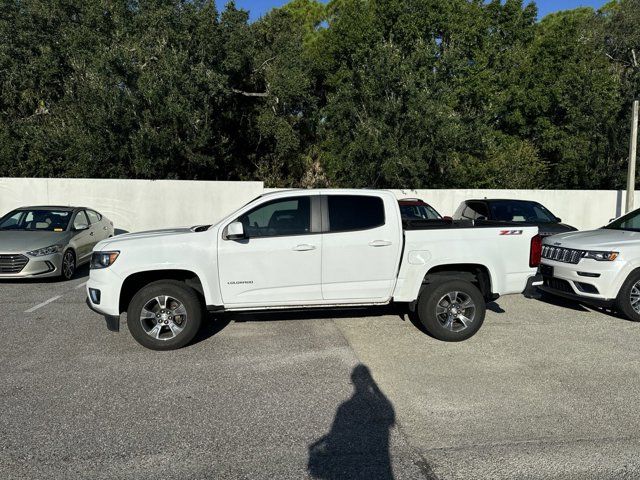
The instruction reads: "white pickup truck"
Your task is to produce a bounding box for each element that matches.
[538,207,640,321]
[86,189,541,350]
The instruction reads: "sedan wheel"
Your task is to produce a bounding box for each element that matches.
[62,250,75,280]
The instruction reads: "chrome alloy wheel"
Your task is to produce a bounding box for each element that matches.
[435,291,476,332]
[630,282,640,314]
[62,251,75,279]
[139,295,188,341]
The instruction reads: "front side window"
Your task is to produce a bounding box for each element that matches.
[73,211,90,230]
[237,196,311,238]
[327,195,385,232]
[0,209,72,231]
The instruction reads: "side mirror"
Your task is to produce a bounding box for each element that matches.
[227,221,245,240]
[555,217,562,223]
[443,216,453,221]
[74,223,89,231]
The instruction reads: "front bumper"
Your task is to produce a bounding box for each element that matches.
[86,297,120,331]
[536,259,619,307]
[0,252,62,279]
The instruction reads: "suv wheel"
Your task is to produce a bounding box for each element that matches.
[416,280,486,341]
[127,280,203,350]
[616,271,640,322]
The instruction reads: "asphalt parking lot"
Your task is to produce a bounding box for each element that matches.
[2,271,640,480]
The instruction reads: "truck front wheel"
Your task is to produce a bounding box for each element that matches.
[127,280,203,350]
[416,280,486,342]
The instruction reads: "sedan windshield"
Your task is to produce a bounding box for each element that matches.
[400,204,441,220]
[0,209,72,231]
[489,201,557,223]
[604,209,640,232]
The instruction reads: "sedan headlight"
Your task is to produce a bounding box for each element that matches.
[90,251,120,269]
[583,251,619,261]
[27,244,62,257]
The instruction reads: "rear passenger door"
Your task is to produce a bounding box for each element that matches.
[321,194,402,302]
[86,209,108,243]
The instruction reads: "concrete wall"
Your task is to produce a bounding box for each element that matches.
[0,178,636,232]
[0,178,264,233]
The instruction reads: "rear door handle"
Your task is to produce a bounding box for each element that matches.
[293,244,316,251]
[369,240,392,247]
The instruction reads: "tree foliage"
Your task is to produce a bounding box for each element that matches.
[0,0,638,189]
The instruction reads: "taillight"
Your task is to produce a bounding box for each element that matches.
[530,234,542,268]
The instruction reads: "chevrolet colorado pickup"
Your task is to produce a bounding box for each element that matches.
[86,189,541,350]
[538,207,640,321]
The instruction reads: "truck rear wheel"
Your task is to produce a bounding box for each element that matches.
[127,280,202,350]
[416,280,485,342]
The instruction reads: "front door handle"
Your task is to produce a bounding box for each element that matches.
[369,240,392,247]
[293,244,316,251]
[90,231,95,236]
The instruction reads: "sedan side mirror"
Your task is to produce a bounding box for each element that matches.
[74,223,89,231]
[555,217,562,223]
[227,221,245,240]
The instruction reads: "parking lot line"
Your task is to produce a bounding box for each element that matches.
[75,281,88,290]
[25,295,63,313]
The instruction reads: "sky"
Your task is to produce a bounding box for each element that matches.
[235,0,610,22]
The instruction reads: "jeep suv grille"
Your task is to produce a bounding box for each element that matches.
[541,245,584,264]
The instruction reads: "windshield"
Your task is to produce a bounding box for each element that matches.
[488,201,557,223]
[0,209,72,231]
[605,209,640,231]
[400,204,442,220]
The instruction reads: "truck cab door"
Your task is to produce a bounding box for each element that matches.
[321,193,402,302]
[217,194,323,306]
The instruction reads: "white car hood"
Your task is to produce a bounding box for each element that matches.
[544,228,640,250]
[95,227,195,250]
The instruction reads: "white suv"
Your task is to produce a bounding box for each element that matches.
[538,208,640,320]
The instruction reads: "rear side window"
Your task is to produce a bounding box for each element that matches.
[327,195,385,232]
[86,210,101,224]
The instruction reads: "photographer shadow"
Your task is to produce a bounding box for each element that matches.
[307,364,395,480]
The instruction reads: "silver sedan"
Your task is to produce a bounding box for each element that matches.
[0,206,114,280]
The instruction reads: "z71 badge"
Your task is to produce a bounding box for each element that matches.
[499,230,523,235]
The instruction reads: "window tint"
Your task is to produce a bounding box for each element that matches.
[327,195,385,232]
[489,201,556,223]
[468,202,489,218]
[73,211,89,229]
[400,204,441,220]
[606,209,640,231]
[86,210,101,224]
[237,196,311,238]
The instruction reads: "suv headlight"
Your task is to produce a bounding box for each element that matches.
[90,251,120,269]
[27,244,62,256]
[583,251,619,261]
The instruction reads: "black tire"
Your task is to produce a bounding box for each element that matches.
[60,249,76,280]
[416,279,486,342]
[616,270,640,321]
[127,280,203,350]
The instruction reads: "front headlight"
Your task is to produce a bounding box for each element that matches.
[90,251,120,269]
[583,251,619,261]
[27,244,62,257]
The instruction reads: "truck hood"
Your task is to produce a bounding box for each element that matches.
[0,230,71,253]
[95,227,197,250]
[543,228,640,250]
